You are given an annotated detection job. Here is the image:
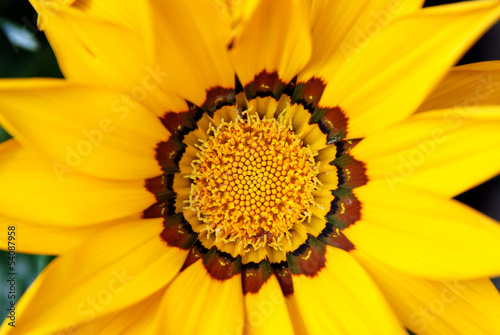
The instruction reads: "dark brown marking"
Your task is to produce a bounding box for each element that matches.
[332,154,368,189]
[283,76,297,98]
[203,248,242,280]
[242,260,273,294]
[335,139,362,159]
[201,87,236,115]
[155,138,186,174]
[244,71,287,100]
[287,236,326,277]
[326,188,362,229]
[143,170,176,219]
[160,111,198,138]
[235,75,244,95]
[143,198,175,219]
[160,213,198,250]
[272,261,294,297]
[227,38,234,51]
[318,223,355,251]
[181,241,207,271]
[145,174,174,200]
[292,78,326,111]
[311,106,348,144]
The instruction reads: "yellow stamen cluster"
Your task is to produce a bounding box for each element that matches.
[189,112,319,251]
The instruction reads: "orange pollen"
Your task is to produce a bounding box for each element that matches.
[188,111,320,251]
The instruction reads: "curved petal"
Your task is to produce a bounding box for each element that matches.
[0,218,188,335]
[0,215,107,255]
[35,0,148,33]
[351,106,500,197]
[29,0,149,33]
[345,181,500,279]
[288,246,404,334]
[29,1,187,116]
[0,79,169,180]
[354,250,500,335]
[299,0,424,81]
[147,0,235,106]
[244,275,295,335]
[318,1,500,139]
[229,0,312,86]
[212,0,260,31]
[157,260,245,335]
[75,289,164,335]
[418,61,500,112]
[0,140,155,225]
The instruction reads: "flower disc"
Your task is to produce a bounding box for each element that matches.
[189,111,320,252]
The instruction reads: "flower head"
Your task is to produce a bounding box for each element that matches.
[1,0,500,334]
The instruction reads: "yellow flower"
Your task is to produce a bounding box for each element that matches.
[1,0,500,334]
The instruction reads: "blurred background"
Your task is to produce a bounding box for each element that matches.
[0,0,499,331]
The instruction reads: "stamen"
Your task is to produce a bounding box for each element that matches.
[187,110,321,252]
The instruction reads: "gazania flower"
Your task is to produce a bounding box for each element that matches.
[2,0,500,334]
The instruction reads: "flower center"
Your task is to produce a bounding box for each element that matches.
[188,111,319,252]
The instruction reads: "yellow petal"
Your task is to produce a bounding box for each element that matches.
[30,2,187,116]
[244,275,294,335]
[29,0,149,33]
[229,0,312,86]
[319,1,500,139]
[0,79,169,180]
[76,289,163,335]
[354,250,500,335]
[212,0,260,31]
[352,106,500,197]
[345,180,500,279]
[0,215,108,255]
[300,0,424,81]
[289,246,404,334]
[35,3,140,86]
[0,218,187,335]
[157,260,244,335]
[147,0,234,106]
[0,140,155,225]
[418,61,500,112]
[40,0,148,33]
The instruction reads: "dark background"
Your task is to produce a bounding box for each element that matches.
[0,0,499,332]
[424,0,500,259]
